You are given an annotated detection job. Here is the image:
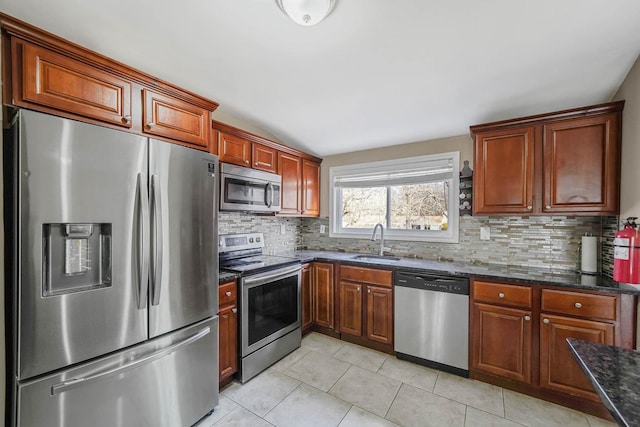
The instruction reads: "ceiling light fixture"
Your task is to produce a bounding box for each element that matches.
[276,0,336,26]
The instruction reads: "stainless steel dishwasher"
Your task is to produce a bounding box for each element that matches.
[394,270,470,377]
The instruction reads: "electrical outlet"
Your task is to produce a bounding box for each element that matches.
[480,226,490,241]
[320,225,326,234]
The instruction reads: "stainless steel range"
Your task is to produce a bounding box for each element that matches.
[219,233,302,382]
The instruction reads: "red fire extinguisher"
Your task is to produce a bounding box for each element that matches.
[613,217,640,284]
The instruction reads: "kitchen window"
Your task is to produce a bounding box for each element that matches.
[329,152,460,243]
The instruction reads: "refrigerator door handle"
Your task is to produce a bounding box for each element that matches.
[151,174,163,306]
[50,326,211,395]
[137,173,150,309]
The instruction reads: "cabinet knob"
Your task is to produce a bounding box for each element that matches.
[225,291,232,297]
[527,205,533,210]
[543,318,550,324]
[122,115,132,123]
[367,289,371,294]
[498,292,505,298]
[254,162,259,166]
[574,302,582,308]
[245,159,250,164]
[231,308,238,313]
[524,315,531,321]
[147,122,156,128]
[546,205,551,209]
[357,287,360,292]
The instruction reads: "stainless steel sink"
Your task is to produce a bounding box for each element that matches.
[351,254,401,262]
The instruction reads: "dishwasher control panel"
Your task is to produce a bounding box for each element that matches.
[394,271,470,295]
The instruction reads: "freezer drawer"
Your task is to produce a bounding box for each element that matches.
[16,317,219,427]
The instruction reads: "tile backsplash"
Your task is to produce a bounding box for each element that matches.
[218,212,619,277]
[300,215,620,276]
[218,212,302,255]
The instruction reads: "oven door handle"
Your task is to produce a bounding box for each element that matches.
[242,264,301,286]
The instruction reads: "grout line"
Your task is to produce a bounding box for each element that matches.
[383,381,403,420]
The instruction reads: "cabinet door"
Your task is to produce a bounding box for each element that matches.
[471,303,532,383]
[366,285,393,345]
[312,263,334,329]
[278,152,302,215]
[301,264,313,332]
[143,89,210,149]
[253,143,278,173]
[219,132,251,166]
[302,160,321,217]
[20,41,132,128]
[540,314,614,401]
[339,281,363,337]
[219,305,238,381]
[474,127,535,214]
[543,114,620,214]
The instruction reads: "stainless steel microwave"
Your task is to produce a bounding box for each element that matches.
[219,163,282,213]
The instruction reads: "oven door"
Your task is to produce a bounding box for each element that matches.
[220,167,281,213]
[240,264,301,356]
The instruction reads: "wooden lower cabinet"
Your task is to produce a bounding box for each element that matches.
[470,278,635,419]
[218,281,238,385]
[539,314,614,401]
[301,263,313,332]
[312,262,335,329]
[366,285,393,345]
[339,281,363,336]
[471,302,532,383]
[338,265,393,350]
[218,305,238,382]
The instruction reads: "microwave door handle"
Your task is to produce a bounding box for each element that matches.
[265,182,273,208]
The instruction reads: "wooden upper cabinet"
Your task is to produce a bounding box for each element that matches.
[3,15,219,150]
[278,152,303,215]
[219,132,251,166]
[470,101,623,216]
[252,143,278,173]
[18,41,133,128]
[302,159,321,217]
[142,89,210,149]
[473,127,535,215]
[543,113,620,214]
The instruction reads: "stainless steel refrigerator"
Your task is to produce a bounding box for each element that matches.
[4,110,219,427]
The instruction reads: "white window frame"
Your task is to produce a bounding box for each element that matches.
[329,152,460,243]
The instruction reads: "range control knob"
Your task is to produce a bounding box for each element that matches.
[249,237,254,243]
[256,237,261,242]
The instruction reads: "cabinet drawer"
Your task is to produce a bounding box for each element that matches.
[340,265,392,287]
[143,89,210,148]
[541,289,616,321]
[473,281,532,308]
[219,281,237,307]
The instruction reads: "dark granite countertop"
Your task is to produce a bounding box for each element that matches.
[278,250,640,295]
[567,339,640,427]
[218,271,238,283]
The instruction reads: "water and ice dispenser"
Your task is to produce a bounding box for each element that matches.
[42,223,112,296]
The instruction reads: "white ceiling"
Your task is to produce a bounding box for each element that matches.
[1,0,640,157]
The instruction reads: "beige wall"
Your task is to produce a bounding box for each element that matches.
[615,54,640,219]
[613,53,640,349]
[319,134,473,217]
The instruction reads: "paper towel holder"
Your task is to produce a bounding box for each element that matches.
[579,233,599,275]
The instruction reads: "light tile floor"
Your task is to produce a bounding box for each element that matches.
[195,332,616,427]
